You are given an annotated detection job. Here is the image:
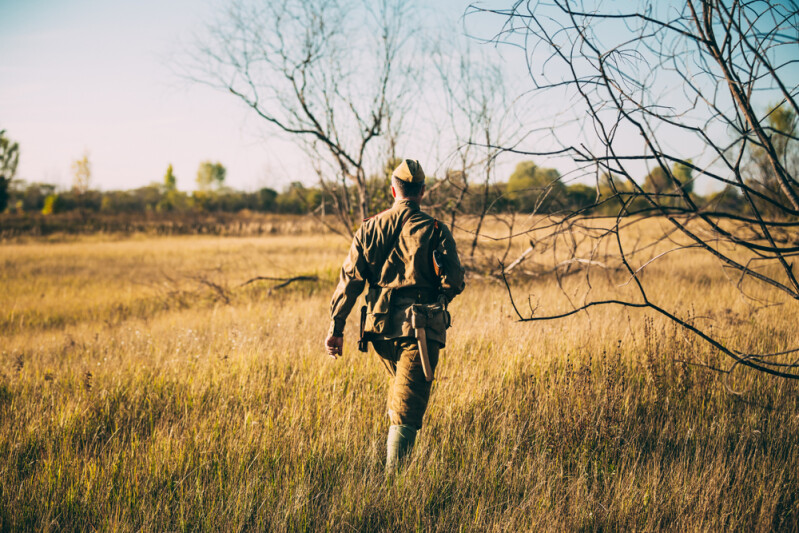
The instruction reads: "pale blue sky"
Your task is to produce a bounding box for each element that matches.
[3,1,793,195]
[0,0,513,193]
[1,0,302,191]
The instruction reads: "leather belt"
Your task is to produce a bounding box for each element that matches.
[392,286,439,303]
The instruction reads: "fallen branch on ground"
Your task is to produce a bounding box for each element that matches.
[193,276,231,305]
[504,246,535,273]
[239,276,319,290]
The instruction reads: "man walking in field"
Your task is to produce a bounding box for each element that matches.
[325,159,465,471]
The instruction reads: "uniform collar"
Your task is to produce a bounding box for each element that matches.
[393,198,420,212]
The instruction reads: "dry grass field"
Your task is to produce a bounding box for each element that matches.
[1,216,798,531]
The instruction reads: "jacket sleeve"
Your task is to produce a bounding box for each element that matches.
[328,226,370,336]
[438,223,465,303]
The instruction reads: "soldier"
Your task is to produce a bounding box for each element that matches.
[324,159,465,471]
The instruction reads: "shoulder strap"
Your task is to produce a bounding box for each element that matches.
[431,219,442,250]
[429,219,444,286]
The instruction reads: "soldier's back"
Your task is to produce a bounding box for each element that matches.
[361,199,442,292]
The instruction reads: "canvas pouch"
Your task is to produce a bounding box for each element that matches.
[406,302,449,341]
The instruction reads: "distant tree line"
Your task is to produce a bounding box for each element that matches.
[3,158,330,216]
[2,155,757,219]
[0,124,778,221]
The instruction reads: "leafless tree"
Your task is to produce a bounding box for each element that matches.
[428,42,522,259]
[471,0,799,378]
[190,0,415,232]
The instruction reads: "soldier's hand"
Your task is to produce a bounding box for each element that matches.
[325,335,344,359]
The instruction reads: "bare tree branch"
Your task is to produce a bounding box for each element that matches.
[474,0,799,378]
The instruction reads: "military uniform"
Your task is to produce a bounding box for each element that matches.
[327,159,465,469]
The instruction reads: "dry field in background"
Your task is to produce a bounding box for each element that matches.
[1,216,797,531]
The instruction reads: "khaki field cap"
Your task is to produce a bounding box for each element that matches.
[392,159,425,183]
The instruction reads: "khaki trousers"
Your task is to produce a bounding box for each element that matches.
[372,337,440,430]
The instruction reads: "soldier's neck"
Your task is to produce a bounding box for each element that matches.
[393,197,421,207]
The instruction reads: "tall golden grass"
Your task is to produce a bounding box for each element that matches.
[1,217,797,531]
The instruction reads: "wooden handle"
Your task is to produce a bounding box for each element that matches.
[415,327,434,382]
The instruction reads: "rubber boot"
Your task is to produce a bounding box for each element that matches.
[385,424,417,472]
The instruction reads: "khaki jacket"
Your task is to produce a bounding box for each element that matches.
[328,199,465,345]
